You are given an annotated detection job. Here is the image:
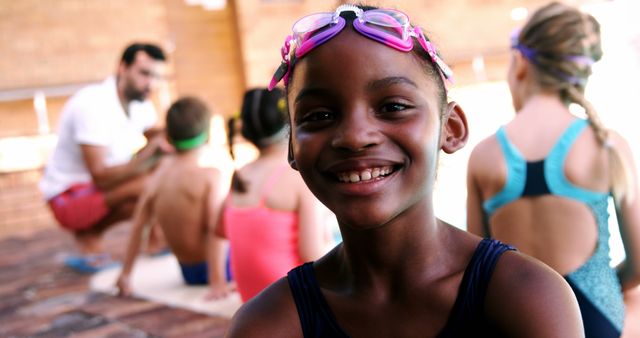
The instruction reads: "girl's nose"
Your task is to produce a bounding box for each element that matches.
[330,108,382,152]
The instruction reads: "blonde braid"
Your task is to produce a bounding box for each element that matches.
[565,86,633,202]
[565,86,608,143]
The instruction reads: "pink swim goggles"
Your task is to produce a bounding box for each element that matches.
[268,4,454,90]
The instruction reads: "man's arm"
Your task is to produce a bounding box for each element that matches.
[143,126,165,140]
[80,137,163,190]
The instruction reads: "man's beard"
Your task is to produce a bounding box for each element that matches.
[124,85,149,102]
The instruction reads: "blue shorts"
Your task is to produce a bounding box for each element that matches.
[178,252,233,285]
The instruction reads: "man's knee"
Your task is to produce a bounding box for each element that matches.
[49,183,110,232]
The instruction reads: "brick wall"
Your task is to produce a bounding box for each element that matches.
[0,169,54,237]
[0,0,247,133]
[0,0,169,90]
[164,0,246,117]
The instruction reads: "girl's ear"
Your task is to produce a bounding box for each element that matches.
[288,134,298,170]
[440,102,469,154]
[514,51,528,81]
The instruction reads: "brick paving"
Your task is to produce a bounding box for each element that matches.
[0,225,230,338]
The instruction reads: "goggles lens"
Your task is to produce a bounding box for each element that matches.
[364,10,408,27]
[293,12,336,35]
[294,17,342,53]
[360,11,406,40]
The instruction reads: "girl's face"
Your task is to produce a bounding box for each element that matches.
[288,27,463,229]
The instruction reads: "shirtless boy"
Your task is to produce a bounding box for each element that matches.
[116,97,234,298]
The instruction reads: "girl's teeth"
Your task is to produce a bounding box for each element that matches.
[338,166,392,183]
[349,173,360,183]
[361,170,372,181]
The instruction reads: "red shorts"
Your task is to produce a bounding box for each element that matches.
[48,183,110,232]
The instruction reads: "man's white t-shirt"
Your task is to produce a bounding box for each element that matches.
[40,76,157,200]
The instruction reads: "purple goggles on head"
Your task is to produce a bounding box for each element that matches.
[268,4,454,90]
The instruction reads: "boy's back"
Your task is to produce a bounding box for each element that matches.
[117,96,234,299]
[148,154,221,264]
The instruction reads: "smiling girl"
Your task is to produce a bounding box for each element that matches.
[226,4,584,338]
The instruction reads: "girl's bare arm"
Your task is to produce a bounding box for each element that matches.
[612,132,640,291]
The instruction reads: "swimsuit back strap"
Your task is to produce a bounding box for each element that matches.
[546,119,589,162]
[482,127,527,216]
[259,164,290,206]
[545,119,608,202]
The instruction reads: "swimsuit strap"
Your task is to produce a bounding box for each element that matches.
[546,119,589,163]
[224,163,290,210]
[483,119,607,215]
[287,262,349,337]
[544,119,608,203]
[482,127,526,216]
[439,239,515,337]
[258,163,290,207]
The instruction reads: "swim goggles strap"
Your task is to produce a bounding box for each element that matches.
[269,36,294,90]
[414,27,454,80]
[511,28,594,86]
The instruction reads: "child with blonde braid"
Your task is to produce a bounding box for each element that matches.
[467,3,640,337]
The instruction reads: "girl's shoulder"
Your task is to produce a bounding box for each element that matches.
[484,250,583,337]
[225,276,302,338]
[468,131,504,170]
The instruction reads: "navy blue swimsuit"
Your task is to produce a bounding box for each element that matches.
[287,238,514,337]
[483,119,624,337]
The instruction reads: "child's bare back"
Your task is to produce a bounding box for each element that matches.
[117,97,233,299]
[148,154,221,263]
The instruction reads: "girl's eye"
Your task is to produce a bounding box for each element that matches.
[379,101,414,116]
[381,102,407,113]
[299,110,336,124]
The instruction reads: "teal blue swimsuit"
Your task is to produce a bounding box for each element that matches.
[483,119,624,337]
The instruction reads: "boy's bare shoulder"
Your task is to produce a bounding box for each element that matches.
[182,164,222,184]
[144,156,174,193]
[196,165,221,179]
[225,277,302,338]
